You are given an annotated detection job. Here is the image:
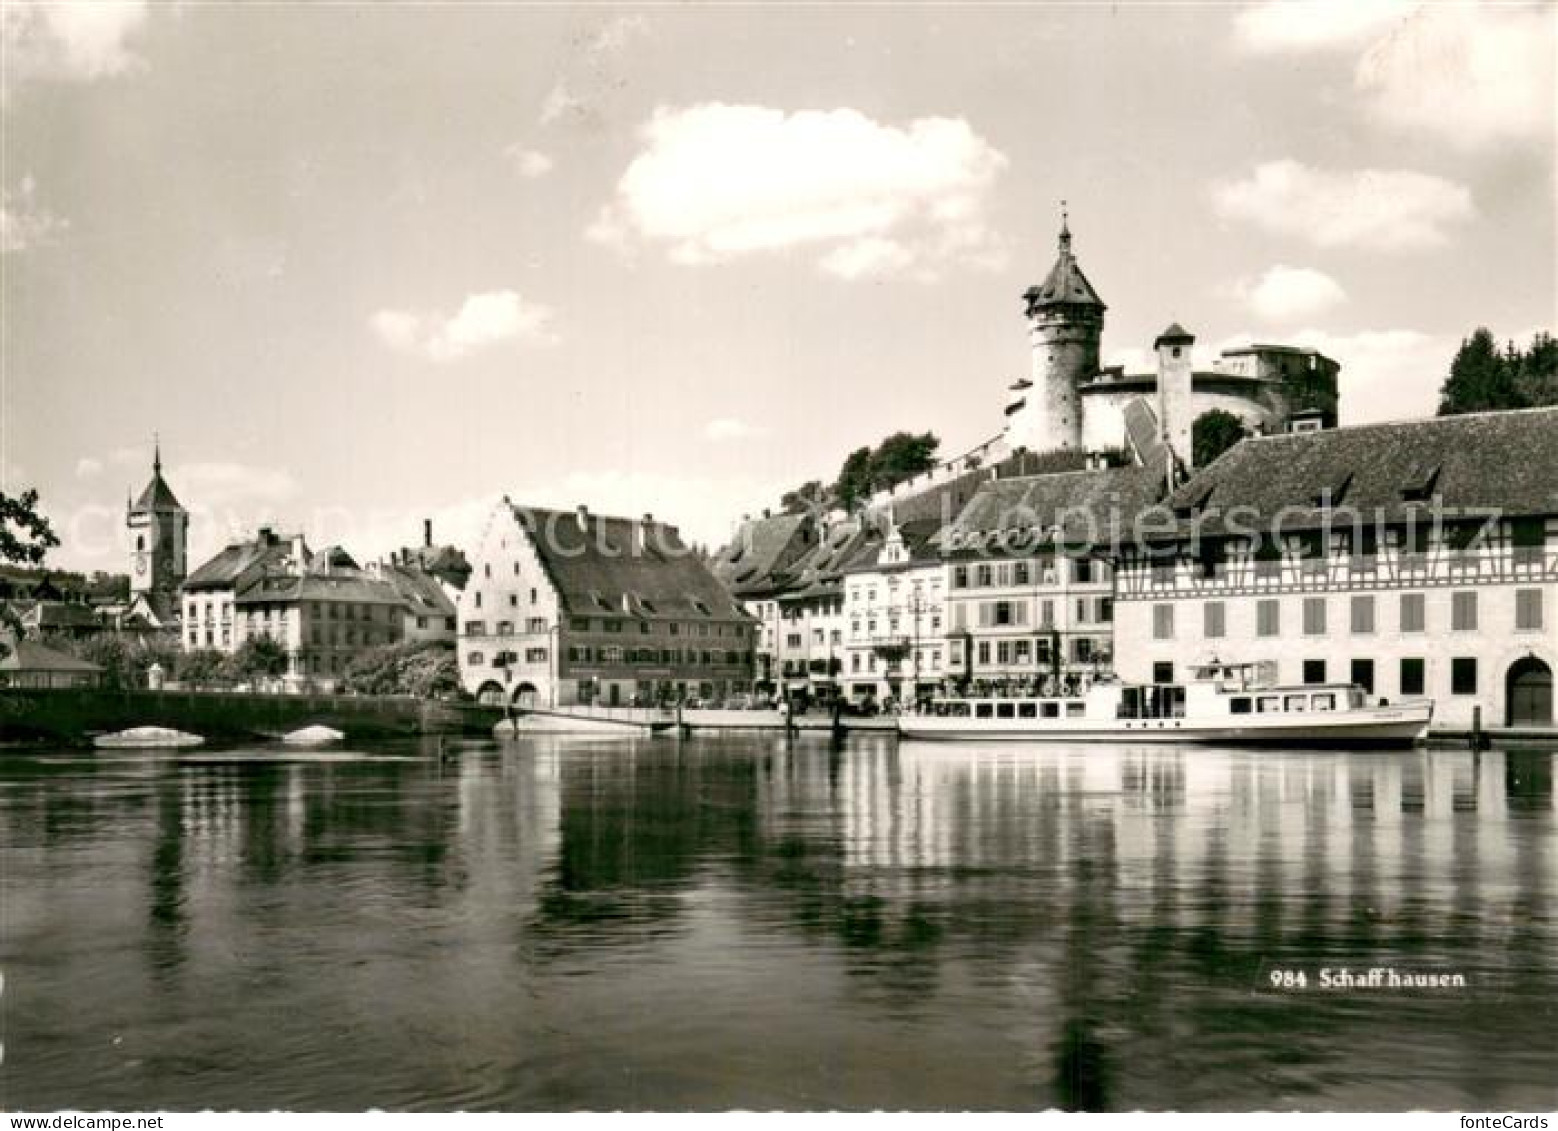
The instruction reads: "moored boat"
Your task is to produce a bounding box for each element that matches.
[897,661,1433,747]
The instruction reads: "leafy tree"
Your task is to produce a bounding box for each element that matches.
[226,635,290,682]
[1192,409,1249,468]
[342,641,459,698]
[175,648,229,689]
[833,446,875,512]
[0,489,60,566]
[868,431,940,491]
[780,480,827,515]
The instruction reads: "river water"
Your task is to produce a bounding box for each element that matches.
[2,736,1554,1111]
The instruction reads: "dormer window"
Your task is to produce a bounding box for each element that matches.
[1312,473,1352,509]
[1400,463,1441,502]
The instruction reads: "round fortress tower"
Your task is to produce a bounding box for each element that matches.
[1007,214,1106,454]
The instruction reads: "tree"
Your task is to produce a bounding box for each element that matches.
[342,640,459,698]
[49,633,181,691]
[1,489,60,566]
[833,446,876,512]
[226,635,290,683]
[868,431,940,490]
[1438,328,1523,415]
[779,480,827,515]
[1192,410,1249,468]
[175,648,229,689]
[1513,331,1558,409]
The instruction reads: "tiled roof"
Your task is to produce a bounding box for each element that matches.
[378,563,456,617]
[0,637,102,673]
[1167,407,1558,533]
[714,512,814,595]
[1023,223,1105,312]
[1155,321,1194,346]
[939,463,1168,556]
[133,470,184,512]
[183,539,293,592]
[512,505,749,622]
[21,601,103,630]
[236,571,406,607]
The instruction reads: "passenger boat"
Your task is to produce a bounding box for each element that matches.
[897,662,1433,747]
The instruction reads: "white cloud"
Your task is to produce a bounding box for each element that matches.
[1,0,149,92]
[74,456,103,479]
[1233,1,1413,52]
[371,290,555,364]
[506,146,555,179]
[704,418,763,442]
[1,176,68,253]
[1212,160,1474,251]
[1241,264,1347,323]
[1232,2,1555,150]
[590,103,1010,281]
[1220,326,1452,424]
[1356,3,1554,149]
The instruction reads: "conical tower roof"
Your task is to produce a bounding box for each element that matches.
[1024,214,1106,313]
[132,439,184,512]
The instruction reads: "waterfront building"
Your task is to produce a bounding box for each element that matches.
[0,635,103,689]
[770,517,882,704]
[124,441,188,628]
[937,460,1166,694]
[1112,408,1558,730]
[235,553,407,686]
[713,510,817,688]
[458,500,755,707]
[181,529,408,687]
[373,521,468,646]
[841,517,946,703]
[181,527,305,651]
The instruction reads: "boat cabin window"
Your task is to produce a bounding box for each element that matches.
[1230,697,1252,714]
[949,702,971,717]
[975,703,994,719]
[1018,703,1038,719]
[1258,695,1282,713]
[1042,702,1060,719]
[1066,702,1084,718]
[1312,693,1336,711]
[1284,694,1308,711]
[996,703,1015,719]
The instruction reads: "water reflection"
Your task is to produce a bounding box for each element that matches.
[1,739,1553,1110]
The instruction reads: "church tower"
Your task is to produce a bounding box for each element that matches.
[126,439,188,602]
[1007,211,1106,454]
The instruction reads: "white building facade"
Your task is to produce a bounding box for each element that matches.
[1112,410,1558,732]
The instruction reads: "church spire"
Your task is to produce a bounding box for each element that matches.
[153,433,161,475]
[1058,200,1071,253]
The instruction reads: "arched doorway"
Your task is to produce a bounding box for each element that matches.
[1506,657,1553,727]
[511,682,539,710]
[475,681,507,706]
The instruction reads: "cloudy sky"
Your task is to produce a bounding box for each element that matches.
[3,1,1553,573]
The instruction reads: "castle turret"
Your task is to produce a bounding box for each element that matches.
[1008,213,1106,454]
[1154,322,1195,470]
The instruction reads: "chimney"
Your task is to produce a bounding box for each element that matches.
[762,507,771,519]
[423,518,432,548]
[576,504,589,532]
[290,534,308,572]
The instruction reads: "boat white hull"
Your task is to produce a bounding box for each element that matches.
[897,704,1432,747]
